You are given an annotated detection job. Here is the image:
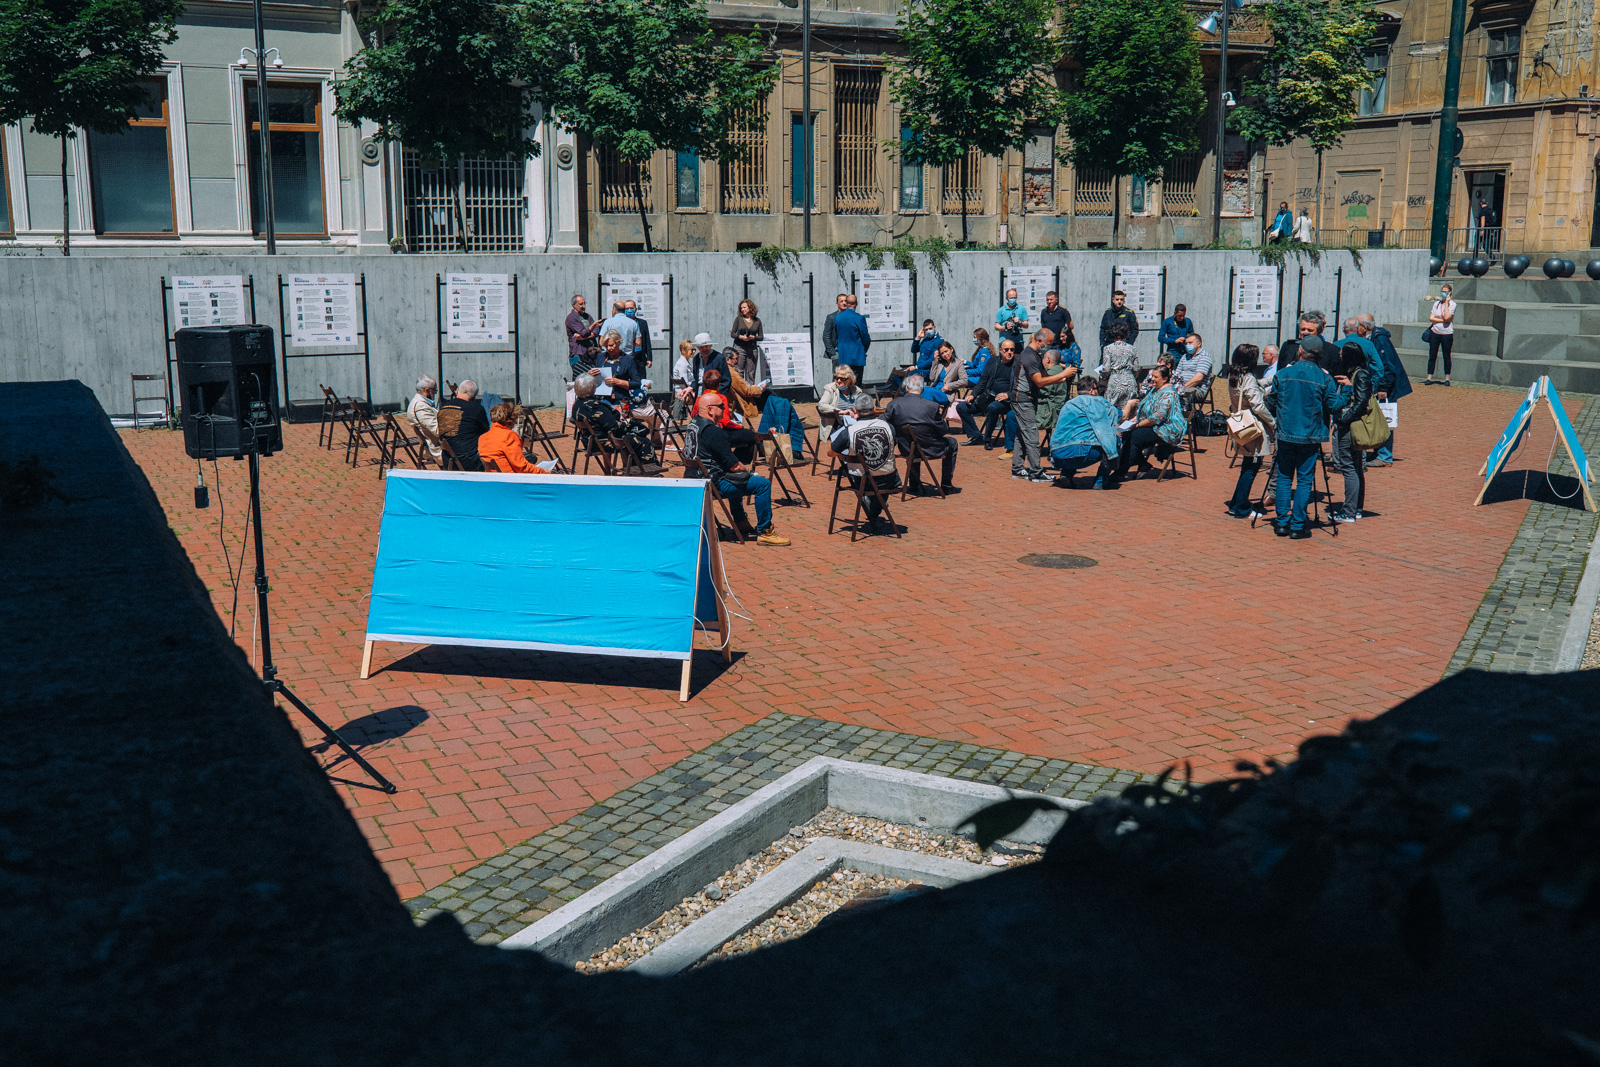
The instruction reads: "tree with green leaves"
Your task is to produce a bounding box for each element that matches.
[0,0,182,255]
[887,0,1064,247]
[537,0,776,252]
[1060,0,1206,248]
[1231,0,1379,233]
[335,0,551,249]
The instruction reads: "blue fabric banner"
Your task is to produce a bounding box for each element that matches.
[366,471,716,660]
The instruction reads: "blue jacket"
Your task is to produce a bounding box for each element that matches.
[1157,315,1196,358]
[1338,333,1383,379]
[1369,326,1413,400]
[907,331,943,374]
[1051,394,1120,458]
[1267,358,1341,444]
[967,345,993,377]
[834,308,872,367]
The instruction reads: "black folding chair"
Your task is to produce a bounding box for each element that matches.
[684,454,748,543]
[827,452,901,542]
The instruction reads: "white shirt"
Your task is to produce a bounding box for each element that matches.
[1431,299,1456,336]
[1294,215,1313,242]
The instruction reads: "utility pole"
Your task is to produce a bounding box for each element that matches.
[1428,0,1468,264]
[253,0,277,254]
[802,0,812,248]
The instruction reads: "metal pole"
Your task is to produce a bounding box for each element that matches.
[253,0,276,254]
[1212,10,1229,246]
[802,0,812,248]
[1428,0,1468,263]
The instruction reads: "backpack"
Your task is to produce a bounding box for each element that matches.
[1193,410,1229,437]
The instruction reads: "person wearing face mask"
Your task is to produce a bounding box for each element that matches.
[1158,303,1196,360]
[968,328,997,377]
[1099,290,1140,348]
[995,288,1030,349]
[624,299,652,372]
[1425,284,1456,386]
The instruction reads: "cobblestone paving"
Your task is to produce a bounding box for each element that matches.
[408,711,1151,945]
[1446,388,1600,675]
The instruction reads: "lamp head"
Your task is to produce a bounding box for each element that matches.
[1198,12,1220,34]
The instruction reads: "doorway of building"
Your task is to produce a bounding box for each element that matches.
[1590,160,1600,247]
[1465,170,1505,259]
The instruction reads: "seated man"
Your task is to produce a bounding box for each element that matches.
[830,394,902,534]
[1116,363,1187,478]
[956,339,1017,447]
[884,374,958,494]
[1035,348,1078,449]
[1174,332,1214,407]
[572,373,657,465]
[1049,376,1121,489]
[889,319,944,391]
[701,368,756,463]
[478,403,555,474]
[436,379,489,471]
[688,394,789,546]
[407,375,442,460]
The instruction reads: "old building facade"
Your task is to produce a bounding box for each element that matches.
[1264,0,1600,256]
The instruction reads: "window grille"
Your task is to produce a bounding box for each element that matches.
[598,146,651,214]
[1073,167,1112,216]
[401,151,525,252]
[940,147,982,214]
[1161,153,1201,217]
[720,107,770,214]
[834,68,881,214]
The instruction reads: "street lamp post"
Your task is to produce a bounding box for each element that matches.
[251,0,276,254]
[802,0,812,248]
[1428,0,1468,264]
[1200,1,1238,246]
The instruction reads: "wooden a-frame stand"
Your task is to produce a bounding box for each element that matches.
[682,493,734,701]
[1475,376,1596,511]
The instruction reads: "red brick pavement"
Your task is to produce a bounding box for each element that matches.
[120,384,1560,898]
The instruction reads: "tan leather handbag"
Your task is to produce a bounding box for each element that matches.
[1226,400,1265,450]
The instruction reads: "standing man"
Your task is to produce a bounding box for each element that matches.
[1265,334,1340,539]
[995,288,1030,350]
[625,299,652,374]
[599,300,640,360]
[1011,329,1073,483]
[1268,201,1293,244]
[1359,312,1411,466]
[1472,192,1497,257]
[564,294,599,376]
[822,293,847,367]
[1099,290,1140,348]
[1158,303,1196,360]
[1040,290,1072,344]
[834,294,872,383]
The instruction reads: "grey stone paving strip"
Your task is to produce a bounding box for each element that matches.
[1446,389,1600,676]
[407,712,1152,946]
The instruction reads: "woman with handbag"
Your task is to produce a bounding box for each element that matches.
[1425,283,1456,386]
[1225,344,1277,518]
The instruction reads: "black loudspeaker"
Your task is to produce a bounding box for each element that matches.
[175,325,283,459]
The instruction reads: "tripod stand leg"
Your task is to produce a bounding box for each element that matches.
[274,680,398,794]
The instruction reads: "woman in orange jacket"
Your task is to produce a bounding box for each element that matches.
[478,403,549,474]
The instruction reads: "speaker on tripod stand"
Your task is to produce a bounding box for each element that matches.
[175,325,283,460]
[175,323,396,794]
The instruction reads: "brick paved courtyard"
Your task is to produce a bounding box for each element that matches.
[122,383,1578,899]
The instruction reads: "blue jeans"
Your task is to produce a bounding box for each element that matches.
[1229,455,1262,511]
[958,400,1009,441]
[1274,441,1320,532]
[719,474,773,530]
[1373,426,1394,463]
[1052,445,1111,485]
[1003,412,1017,449]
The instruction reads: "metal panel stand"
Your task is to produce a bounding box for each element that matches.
[436,273,521,400]
[276,273,373,421]
[161,274,257,416]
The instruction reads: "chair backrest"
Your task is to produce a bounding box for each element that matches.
[682,453,712,481]
[482,456,504,472]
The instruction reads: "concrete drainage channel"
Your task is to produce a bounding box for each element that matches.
[500,757,1082,974]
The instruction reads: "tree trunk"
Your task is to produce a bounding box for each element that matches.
[634,172,654,252]
[60,136,71,257]
[1111,174,1120,250]
[960,152,970,247]
[1314,150,1324,240]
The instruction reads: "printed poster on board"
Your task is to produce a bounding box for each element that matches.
[1003,266,1055,329]
[1232,266,1278,325]
[605,274,667,342]
[1114,265,1163,327]
[286,274,359,348]
[760,333,814,389]
[445,273,510,345]
[172,276,247,329]
[859,269,912,337]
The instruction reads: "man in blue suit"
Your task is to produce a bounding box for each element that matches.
[834,293,872,384]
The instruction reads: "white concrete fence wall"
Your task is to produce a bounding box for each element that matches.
[0,249,1430,416]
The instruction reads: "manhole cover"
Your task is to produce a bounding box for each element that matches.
[1018,553,1098,570]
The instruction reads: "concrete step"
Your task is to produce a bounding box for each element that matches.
[1418,299,1600,339]
[1448,277,1600,304]
[1501,333,1600,363]
[1388,321,1499,356]
[1395,348,1600,393]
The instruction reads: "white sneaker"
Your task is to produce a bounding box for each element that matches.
[1331,509,1358,524]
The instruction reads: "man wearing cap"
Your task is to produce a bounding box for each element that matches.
[678,334,728,405]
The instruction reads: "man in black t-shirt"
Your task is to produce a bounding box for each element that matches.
[436,380,489,471]
[1040,291,1071,346]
